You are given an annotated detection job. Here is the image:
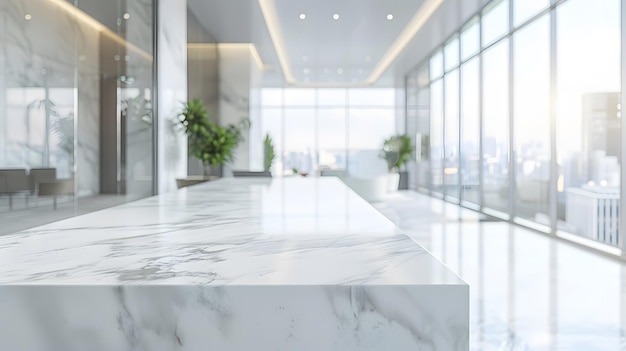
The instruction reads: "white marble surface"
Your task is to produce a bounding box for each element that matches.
[0,178,468,350]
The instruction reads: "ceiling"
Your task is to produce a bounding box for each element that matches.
[188,0,491,88]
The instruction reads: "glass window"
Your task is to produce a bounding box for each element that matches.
[444,69,460,201]
[430,79,444,194]
[482,0,509,48]
[284,109,315,174]
[318,108,347,170]
[284,88,315,106]
[460,19,480,61]
[556,0,621,246]
[261,108,284,175]
[348,88,395,106]
[460,56,480,205]
[513,0,549,27]
[348,108,394,177]
[318,89,346,106]
[414,64,431,190]
[430,50,444,79]
[482,39,510,215]
[513,14,550,225]
[444,37,460,71]
[261,88,283,106]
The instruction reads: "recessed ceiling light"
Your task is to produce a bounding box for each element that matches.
[24,13,32,20]
[387,14,394,20]
[123,12,130,20]
[299,13,306,20]
[333,13,340,20]
[337,68,344,74]
[303,68,310,74]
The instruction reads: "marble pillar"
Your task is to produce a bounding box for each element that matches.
[157,0,187,193]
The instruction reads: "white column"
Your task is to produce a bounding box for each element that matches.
[157,0,187,193]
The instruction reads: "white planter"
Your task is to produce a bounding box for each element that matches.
[387,173,400,193]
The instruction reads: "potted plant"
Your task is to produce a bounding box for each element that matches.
[178,99,246,176]
[263,133,276,175]
[380,134,414,191]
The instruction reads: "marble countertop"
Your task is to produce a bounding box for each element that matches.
[0,177,463,286]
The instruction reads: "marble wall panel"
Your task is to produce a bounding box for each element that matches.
[187,10,218,176]
[218,45,252,176]
[157,0,187,193]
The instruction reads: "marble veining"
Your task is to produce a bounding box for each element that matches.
[0,178,461,286]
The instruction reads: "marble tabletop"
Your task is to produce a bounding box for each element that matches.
[0,177,463,286]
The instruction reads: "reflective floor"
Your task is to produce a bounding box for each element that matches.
[374,191,626,351]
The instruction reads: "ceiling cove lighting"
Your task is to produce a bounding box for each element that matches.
[258,0,296,83]
[367,0,443,84]
[259,0,442,87]
[44,0,152,61]
[189,43,267,71]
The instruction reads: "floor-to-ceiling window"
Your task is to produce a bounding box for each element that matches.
[444,38,461,202]
[406,0,623,252]
[512,14,550,226]
[482,39,510,216]
[256,88,396,177]
[556,0,621,246]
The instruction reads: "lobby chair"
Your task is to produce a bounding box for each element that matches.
[37,178,74,210]
[29,168,57,194]
[0,169,30,209]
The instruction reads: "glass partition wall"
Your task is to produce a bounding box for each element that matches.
[405,0,624,254]
[0,0,154,213]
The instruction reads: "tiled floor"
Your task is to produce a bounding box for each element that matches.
[374,190,626,351]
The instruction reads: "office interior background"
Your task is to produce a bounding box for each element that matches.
[1,0,624,254]
[1,0,626,348]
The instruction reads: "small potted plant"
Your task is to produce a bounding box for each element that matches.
[263,133,276,175]
[380,134,414,191]
[178,99,246,177]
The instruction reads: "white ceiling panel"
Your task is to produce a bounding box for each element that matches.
[188,0,489,87]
